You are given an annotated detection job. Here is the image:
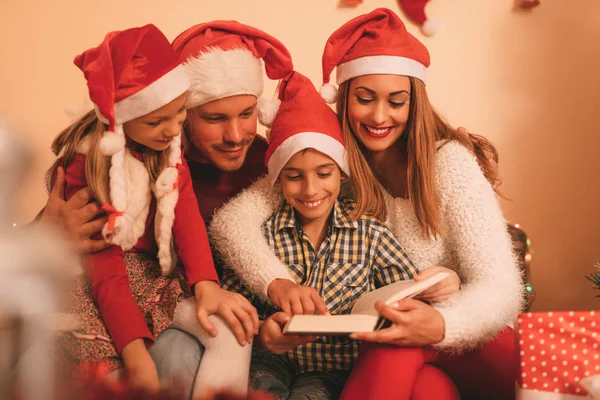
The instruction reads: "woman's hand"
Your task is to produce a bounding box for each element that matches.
[122,339,161,393]
[194,280,260,346]
[350,299,445,346]
[258,312,317,354]
[413,266,461,302]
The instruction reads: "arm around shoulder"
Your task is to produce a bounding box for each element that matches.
[432,142,524,351]
[209,176,293,299]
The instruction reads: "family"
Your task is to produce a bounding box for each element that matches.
[40,8,524,400]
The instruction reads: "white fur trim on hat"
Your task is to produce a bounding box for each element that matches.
[154,187,179,276]
[257,97,281,128]
[319,83,339,104]
[267,132,349,186]
[336,55,427,85]
[183,47,264,109]
[113,65,189,124]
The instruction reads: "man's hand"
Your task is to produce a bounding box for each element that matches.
[267,279,330,316]
[40,166,109,253]
[194,280,260,346]
[413,266,460,302]
[259,312,317,354]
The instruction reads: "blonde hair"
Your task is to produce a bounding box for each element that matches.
[338,77,501,238]
[46,110,169,204]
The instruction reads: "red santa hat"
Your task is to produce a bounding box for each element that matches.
[265,71,349,186]
[171,21,293,126]
[319,7,430,104]
[75,24,189,270]
[397,0,439,37]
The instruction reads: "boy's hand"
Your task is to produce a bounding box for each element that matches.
[122,339,161,393]
[259,312,317,354]
[413,266,460,302]
[267,279,330,316]
[194,280,259,346]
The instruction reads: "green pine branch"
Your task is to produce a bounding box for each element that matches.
[586,262,600,299]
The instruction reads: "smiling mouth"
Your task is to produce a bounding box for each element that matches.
[298,196,328,209]
[362,124,394,138]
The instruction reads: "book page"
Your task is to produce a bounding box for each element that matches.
[351,272,450,316]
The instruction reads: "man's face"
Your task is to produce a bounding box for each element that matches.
[184,94,258,172]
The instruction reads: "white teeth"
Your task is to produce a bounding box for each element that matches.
[301,199,324,208]
[365,125,391,135]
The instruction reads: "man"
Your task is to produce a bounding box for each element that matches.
[41,21,293,398]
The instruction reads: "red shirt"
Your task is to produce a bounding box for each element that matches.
[63,153,218,353]
[186,137,268,278]
[187,137,268,227]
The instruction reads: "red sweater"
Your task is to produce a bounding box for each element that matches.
[64,153,218,353]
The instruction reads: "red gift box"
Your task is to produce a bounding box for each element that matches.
[516,311,600,399]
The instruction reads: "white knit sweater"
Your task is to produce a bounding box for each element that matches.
[209,141,524,351]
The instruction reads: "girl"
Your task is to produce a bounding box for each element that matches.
[49,24,257,397]
[209,8,523,400]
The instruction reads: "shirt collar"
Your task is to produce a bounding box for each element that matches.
[274,198,358,234]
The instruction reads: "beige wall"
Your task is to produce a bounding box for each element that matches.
[1,0,599,311]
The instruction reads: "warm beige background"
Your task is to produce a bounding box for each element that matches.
[1,0,599,311]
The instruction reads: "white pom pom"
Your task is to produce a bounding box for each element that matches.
[155,166,178,197]
[421,19,440,37]
[258,97,281,128]
[99,132,125,156]
[319,83,338,104]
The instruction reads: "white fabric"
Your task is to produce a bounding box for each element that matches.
[267,132,349,186]
[183,47,263,109]
[336,55,427,85]
[171,298,252,397]
[209,141,524,350]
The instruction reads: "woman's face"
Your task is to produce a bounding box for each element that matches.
[346,74,411,153]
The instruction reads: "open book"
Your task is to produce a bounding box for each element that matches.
[283,272,450,335]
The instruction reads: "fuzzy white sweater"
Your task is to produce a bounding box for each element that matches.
[209,141,524,351]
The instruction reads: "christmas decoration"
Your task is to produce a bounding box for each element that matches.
[337,0,439,36]
[507,223,535,310]
[516,311,600,399]
[586,263,600,300]
[520,0,541,10]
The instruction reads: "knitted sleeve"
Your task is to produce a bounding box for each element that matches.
[208,176,294,300]
[432,141,524,351]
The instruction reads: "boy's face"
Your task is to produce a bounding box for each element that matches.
[279,148,342,225]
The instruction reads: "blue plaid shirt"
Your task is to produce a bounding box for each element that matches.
[223,197,418,373]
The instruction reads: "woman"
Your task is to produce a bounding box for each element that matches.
[210,8,523,400]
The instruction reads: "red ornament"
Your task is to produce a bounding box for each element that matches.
[520,0,540,9]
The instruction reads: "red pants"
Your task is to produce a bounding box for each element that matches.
[340,327,518,400]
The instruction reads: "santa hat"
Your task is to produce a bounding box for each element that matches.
[171,21,293,126]
[265,71,349,186]
[397,0,439,37]
[319,7,430,104]
[75,24,189,273]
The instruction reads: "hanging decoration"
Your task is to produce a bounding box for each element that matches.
[519,0,540,9]
[339,0,439,37]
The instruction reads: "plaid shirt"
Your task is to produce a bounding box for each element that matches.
[223,197,418,373]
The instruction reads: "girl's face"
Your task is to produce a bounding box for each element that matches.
[347,74,411,153]
[278,148,342,226]
[124,93,188,151]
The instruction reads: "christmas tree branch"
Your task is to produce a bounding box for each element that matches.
[586,262,600,300]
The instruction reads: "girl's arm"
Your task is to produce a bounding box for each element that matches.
[64,155,153,353]
[208,177,294,300]
[170,158,219,286]
[432,141,524,350]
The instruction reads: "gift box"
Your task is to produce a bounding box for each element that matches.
[516,311,600,399]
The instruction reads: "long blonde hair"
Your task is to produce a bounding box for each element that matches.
[46,110,169,204]
[338,77,501,238]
